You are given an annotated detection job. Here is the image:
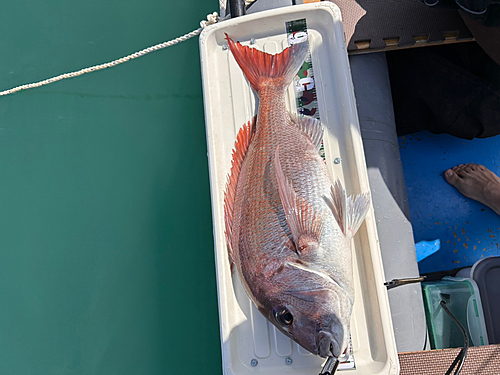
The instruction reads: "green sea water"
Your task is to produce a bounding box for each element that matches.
[0,1,221,373]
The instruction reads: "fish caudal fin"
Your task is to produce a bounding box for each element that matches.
[225,33,309,94]
[224,117,256,264]
[326,179,370,239]
[274,146,324,255]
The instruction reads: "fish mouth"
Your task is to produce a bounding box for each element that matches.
[317,331,340,358]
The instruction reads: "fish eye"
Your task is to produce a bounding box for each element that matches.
[275,308,293,326]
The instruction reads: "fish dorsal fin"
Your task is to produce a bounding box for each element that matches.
[224,118,256,263]
[289,113,323,151]
[274,146,323,255]
[225,33,309,94]
[325,179,370,239]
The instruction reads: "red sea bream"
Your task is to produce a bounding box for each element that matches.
[223,33,370,359]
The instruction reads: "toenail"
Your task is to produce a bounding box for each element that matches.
[445,170,453,177]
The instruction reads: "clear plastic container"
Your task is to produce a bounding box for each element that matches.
[422,277,489,349]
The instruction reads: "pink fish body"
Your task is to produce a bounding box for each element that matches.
[224,34,370,359]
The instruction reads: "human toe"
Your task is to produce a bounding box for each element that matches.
[464,165,475,173]
[445,169,460,186]
[454,166,470,178]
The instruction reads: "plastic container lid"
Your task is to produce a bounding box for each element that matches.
[471,256,500,344]
[422,277,489,349]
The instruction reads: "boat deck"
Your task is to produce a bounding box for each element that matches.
[399,131,500,274]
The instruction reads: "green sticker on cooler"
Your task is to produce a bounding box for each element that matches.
[286,18,325,160]
[286,18,319,120]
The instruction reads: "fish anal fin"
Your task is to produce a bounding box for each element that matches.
[325,179,370,239]
[224,117,256,264]
[289,113,323,151]
[346,192,371,239]
[274,146,323,255]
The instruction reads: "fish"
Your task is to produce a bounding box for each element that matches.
[223,33,370,359]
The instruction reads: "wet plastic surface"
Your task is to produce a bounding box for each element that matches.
[398,131,500,274]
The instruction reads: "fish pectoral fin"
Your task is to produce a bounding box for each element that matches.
[325,179,370,239]
[274,146,324,255]
[224,117,256,263]
[289,112,323,151]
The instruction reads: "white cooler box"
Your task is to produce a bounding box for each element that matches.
[199,3,399,374]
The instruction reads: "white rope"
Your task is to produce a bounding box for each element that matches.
[0,12,219,97]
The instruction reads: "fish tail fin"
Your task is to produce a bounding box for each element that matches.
[326,179,370,239]
[225,33,309,94]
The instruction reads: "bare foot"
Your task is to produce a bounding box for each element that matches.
[444,163,500,215]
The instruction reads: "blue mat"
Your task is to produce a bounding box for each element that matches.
[398,131,500,274]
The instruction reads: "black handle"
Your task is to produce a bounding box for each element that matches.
[319,358,339,375]
[229,0,246,18]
